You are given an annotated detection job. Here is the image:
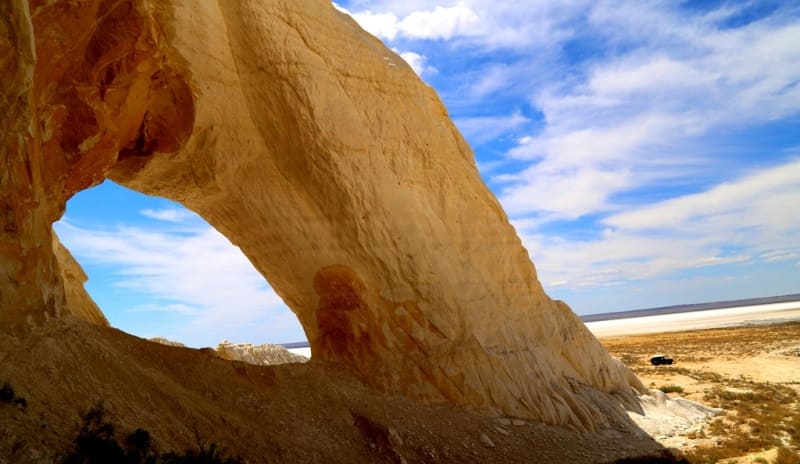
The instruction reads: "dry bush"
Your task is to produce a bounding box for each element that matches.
[659,385,684,394]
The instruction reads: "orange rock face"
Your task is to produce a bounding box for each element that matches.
[0,0,645,430]
[2,0,191,325]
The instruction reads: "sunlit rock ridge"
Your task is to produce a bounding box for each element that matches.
[216,340,308,366]
[0,0,645,431]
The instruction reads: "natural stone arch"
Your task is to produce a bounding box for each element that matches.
[1,0,645,431]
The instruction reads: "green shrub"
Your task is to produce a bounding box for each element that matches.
[60,402,129,464]
[0,381,15,403]
[160,441,242,464]
[0,380,26,409]
[658,385,684,394]
[60,402,241,464]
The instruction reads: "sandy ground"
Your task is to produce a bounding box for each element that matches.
[586,301,800,337]
[601,322,800,463]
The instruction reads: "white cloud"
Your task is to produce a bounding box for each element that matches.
[760,249,799,263]
[139,208,196,223]
[495,7,800,221]
[351,10,401,40]
[467,64,516,99]
[586,57,717,97]
[454,110,529,145]
[339,2,480,41]
[339,0,590,50]
[514,159,800,289]
[508,113,676,164]
[501,166,633,219]
[605,160,800,231]
[397,3,479,40]
[393,49,437,75]
[54,220,304,347]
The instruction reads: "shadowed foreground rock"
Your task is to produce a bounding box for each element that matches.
[0,0,646,431]
[0,318,672,463]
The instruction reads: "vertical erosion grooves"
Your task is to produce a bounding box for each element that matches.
[0,0,65,324]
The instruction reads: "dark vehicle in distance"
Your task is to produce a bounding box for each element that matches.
[650,355,674,366]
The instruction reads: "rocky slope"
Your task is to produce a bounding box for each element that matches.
[0,318,670,463]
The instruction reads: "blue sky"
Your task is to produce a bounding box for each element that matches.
[55,0,800,347]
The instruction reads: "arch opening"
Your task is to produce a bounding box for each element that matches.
[55,180,306,349]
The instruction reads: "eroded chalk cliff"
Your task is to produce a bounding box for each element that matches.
[0,0,645,431]
[215,340,308,366]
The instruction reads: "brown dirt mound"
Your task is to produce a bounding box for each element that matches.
[0,317,669,463]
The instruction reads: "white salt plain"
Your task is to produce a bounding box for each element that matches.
[287,301,800,357]
[586,301,800,337]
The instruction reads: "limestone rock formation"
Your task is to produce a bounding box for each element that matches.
[0,0,646,431]
[148,336,306,364]
[216,340,308,366]
[52,236,107,326]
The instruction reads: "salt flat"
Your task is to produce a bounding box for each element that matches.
[286,301,800,356]
[585,301,800,337]
[288,346,312,357]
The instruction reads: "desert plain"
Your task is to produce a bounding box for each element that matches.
[596,302,800,463]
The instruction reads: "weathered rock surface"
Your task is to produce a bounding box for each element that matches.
[149,336,306,364]
[216,340,308,366]
[629,389,723,449]
[52,236,107,326]
[0,1,65,327]
[0,0,646,431]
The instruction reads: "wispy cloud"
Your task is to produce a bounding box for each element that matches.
[499,5,800,220]
[54,214,304,347]
[454,111,529,146]
[604,160,800,232]
[340,0,589,49]
[514,159,800,288]
[336,2,480,41]
[337,0,800,297]
[393,49,437,76]
[139,207,197,223]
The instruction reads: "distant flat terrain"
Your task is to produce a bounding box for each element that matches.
[286,295,800,354]
[580,294,800,322]
[600,322,800,462]
[585,301,800,337]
